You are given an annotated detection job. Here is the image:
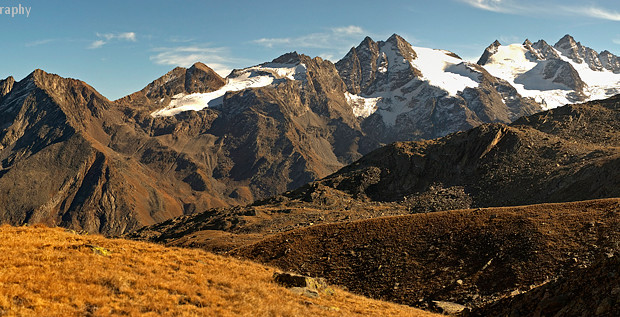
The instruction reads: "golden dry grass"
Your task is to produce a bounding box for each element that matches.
[0,225,438,317]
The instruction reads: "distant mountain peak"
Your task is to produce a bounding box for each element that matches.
[118,61,226,106]
[184,62,225,94]
[556,34,577,45]
[22,69,106,104]
[477,40,502,65]
[271,51,303,64]
[188,62,216,73]
[386,33,406,44]
[27,68,50,81]
[0,76,15,98]
[360,36,376,46]
[384,33,417,60]
[554,34,583,63]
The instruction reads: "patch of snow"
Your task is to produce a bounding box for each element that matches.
[377,52,389,73]
[514,62,571,91]
[410,47,481,96]
[151,63,307,117]
[483,44,539,80]
[344,92,381,118]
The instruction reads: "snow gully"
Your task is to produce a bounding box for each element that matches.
[0,4,31,18]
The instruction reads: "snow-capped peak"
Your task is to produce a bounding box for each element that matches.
[151,58,307,117]
[338,35,487,126]
[478,35,620,109]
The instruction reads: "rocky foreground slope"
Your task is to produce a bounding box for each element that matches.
[233,199,620,313]
[467,253,620,316]
[299,94,620,208]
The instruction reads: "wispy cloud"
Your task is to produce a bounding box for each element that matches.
[150,46,244,77]
[89,40,106,49]
[498,35,520,44]
[168,36,195,43]
[563,6,620,22]
[459,0,620,21]
[459,0,514,13]
[25,39,56,47]
[88,32,137,49]
[252,25,368,60]
[101,32,137,42]
[614,38,620,45]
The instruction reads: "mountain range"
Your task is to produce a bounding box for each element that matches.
[1,33,619,235]
[479,34,620,109]
[129,94,620,250]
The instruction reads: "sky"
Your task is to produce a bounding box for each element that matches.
[1,0,620,100]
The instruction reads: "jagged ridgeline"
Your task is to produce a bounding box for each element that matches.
[1,34,619,234]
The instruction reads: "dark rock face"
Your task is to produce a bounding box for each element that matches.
[469,255,620,317]
[514,59,586,96]
[600,50,620,73]
[335,36,381,95]
[131,53,365,201]
[0,76,14,98]
[336,34,421,96]
[528,39,561,60]
[554,34,620,73]
[555,34,585,64]
[476,40,502,65]
[541,60,584,91]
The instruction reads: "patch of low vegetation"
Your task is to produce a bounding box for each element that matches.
[0,225,438,316]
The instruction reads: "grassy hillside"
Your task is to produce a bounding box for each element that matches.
[0,225,438,316]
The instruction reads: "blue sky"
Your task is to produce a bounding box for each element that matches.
[1,0,620,100]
